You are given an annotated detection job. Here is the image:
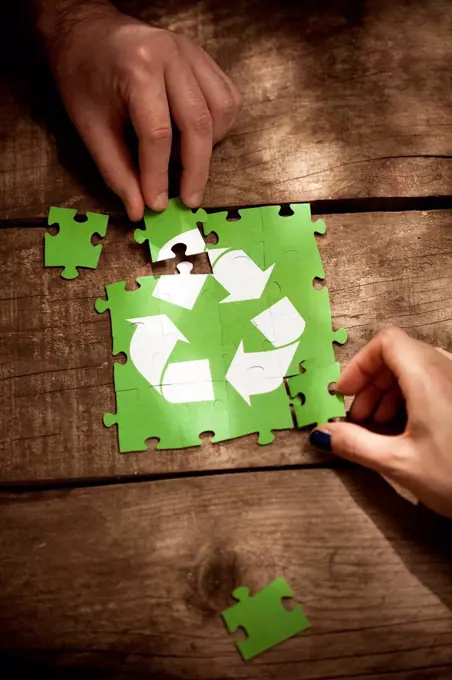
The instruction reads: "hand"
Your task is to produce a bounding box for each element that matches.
[39,2,242,220]
[310,327,452,518]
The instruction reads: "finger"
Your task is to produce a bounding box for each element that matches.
[337,327,429,396]
[311,421,413,477]
[349,383,386,422]
[128,73,172,211]
[436,347,452,361]
[180,40,242,143]
[373,383,405,424]
[78,114,144,221]
[165,58,213,208]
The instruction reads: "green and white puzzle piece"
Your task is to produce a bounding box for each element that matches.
[287,359,346,428]
[134,197,208,262]
[221,577,310,660]
[45,206,109,279]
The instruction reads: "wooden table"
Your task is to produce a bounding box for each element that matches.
[1,1,452,677]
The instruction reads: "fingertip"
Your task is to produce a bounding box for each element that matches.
[181,191,203,209]
[125,195,145,222]
[309,428,332,451]
[148,192,168,212]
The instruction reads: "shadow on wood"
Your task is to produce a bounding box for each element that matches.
[336,468,452,615]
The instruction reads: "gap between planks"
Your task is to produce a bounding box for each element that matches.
[0,458,356,495]
[4,194,452,229]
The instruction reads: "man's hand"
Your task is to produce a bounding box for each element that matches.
[310,327,452,519]
[34,0,242,220]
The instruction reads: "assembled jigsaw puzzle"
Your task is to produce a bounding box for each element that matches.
[221,577,310,660]
[96,201,347,452]
[45,206,109,279]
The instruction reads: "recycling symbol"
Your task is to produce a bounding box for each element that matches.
[128,251,306,406]
[96,203,346,452]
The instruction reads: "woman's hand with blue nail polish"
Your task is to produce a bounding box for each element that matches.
[312,327,452,519]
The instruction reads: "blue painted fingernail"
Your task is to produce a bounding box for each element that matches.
[309,429,332,451]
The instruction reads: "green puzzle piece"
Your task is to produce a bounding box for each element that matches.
[221,577,310,660]
[287,359,346,428]
[134,198,208,262]
[205,207,265,268]
[44,207,109,279]
[98,202,347,452]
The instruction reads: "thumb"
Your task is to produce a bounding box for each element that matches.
[310,422,410,476]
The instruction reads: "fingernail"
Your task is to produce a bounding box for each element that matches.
[186,192,203,208]
[152,192,168,212]
[309,428,332,451]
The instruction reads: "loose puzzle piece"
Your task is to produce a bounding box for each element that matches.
[221,577,310,660]
[98,202,347,452]
[287,358,346,428]
[44,207,109,279]
[134,197,208,262]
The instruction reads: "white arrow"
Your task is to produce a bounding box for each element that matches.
[209,249,274,303]
[152,262,207,310]
[127,315,188,393]
[225,340,299,404]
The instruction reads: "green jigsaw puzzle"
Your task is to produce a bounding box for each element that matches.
[97,202,347,452]
[134,197,208,262]
[45,207,109,279]
[221,577,310,660]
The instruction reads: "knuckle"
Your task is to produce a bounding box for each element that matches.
[132,43,151,64]
[130,31,178,70]
[148,124,172,144]
[218,94,239,122]
[190,108,213,135]
[379,325,403,347]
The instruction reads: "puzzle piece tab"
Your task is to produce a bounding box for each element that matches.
[221,577,310,660]
[44,207,109,279]
[287,359,346,428]
[134,197,207,262]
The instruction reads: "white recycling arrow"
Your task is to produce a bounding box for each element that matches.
[127,315,188,394]
[152,262,207,310]
[225,340,299,405]
[209,249,274,303]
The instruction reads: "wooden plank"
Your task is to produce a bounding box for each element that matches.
[1,468,452,678]
[1,209,451,485]
[3,0,452,219]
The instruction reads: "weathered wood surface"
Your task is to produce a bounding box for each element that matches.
[1,468,452,679]
[3,0,452,220]
[1,210,451,485]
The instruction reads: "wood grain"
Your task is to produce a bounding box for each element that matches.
[3,0,452,219]
[1,468,452,679]
[1,209,451,485]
